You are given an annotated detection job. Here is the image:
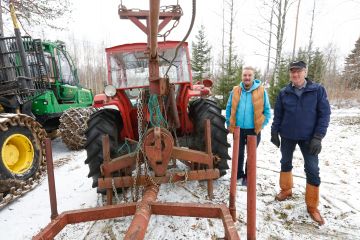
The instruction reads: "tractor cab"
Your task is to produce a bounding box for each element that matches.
[106,41,192,90]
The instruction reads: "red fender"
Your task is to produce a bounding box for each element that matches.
[92,91,135,140]
[177,83,213,135]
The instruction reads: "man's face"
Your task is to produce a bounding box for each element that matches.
[242,69,254,87]
[289,68,306,87]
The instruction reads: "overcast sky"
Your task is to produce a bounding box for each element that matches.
[32,0,360,71]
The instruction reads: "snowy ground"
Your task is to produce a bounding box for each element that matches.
[1,107,360,240]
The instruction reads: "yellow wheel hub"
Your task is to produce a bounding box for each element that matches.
[2,134,34,174]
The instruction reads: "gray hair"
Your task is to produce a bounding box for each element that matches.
[243,66,255,72]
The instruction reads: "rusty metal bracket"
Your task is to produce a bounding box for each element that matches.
[33,185,240,240]
[98,169,219,189]
[143,127,174,176]
[33,123,263,239]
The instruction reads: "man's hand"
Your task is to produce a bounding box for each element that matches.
[271,132,280,148]
[309,136,322,155]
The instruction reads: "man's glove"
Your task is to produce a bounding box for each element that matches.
[271,132,280,148]
[309,136,322,155]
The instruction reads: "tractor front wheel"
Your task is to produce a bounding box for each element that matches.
[188,98,230,176]
[84,109,123,192]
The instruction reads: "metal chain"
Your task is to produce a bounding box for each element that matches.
[112,178,121,204]
[158,5,183,41]
[168,173,174,186]
[159,18,180,41]
[142,156,160,188]
[122,183,128,202]
[131,90,146,202]
[137,90,145,143]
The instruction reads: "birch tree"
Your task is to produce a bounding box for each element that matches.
[273,0,291,85]
[0,0,71,33]
[215,0,242,109]
[307,0,316,65]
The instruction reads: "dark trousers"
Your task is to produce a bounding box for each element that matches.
[280,137,320,186]
[237,128,261,179]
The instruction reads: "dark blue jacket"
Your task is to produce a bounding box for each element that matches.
[271,79,331,140]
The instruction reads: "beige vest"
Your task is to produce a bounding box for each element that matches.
[229,85,265,134]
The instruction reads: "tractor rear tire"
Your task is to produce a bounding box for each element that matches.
[84,109,123,192]
[188,98,230,177]
[0,115,43,181]
[59,107,97,150]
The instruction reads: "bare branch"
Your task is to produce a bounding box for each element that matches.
[242,30,277,50]
[2,0,71,30]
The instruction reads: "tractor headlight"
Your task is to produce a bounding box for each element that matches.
[104,85,116,97]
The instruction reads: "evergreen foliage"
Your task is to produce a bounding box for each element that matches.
[296,48,326,83]
[254,68,263,81]
[343,37,360,89]
[215,55,242,109]
[191,25,211,82]
[268,58,290,107]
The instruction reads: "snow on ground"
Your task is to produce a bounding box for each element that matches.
[0,107,360,240]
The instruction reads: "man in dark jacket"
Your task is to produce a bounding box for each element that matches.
[271,60,331,225]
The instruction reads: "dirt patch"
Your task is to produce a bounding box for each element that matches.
[331,116,360,125]
[54,157,73,168]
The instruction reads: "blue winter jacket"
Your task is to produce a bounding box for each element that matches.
[271,79,331,140]
[225,79,271,130]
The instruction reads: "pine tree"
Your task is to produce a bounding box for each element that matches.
[296,47,326,83]
[307,49,326,83]
[191,25,211,82]
[343,37,360,89]
[254,68,263,80]
[216,55,242,109]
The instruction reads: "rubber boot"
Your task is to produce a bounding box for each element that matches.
[275,171,293,201]
[305,183,325,225]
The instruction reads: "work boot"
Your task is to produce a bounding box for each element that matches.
[305,183,325,225]
[275,171,293,201]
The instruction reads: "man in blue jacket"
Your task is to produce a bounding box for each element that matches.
[226,66,271,186]
[271,60,331,225]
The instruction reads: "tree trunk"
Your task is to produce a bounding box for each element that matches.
[273,0,289,85]
[265,1,275,84]
[307,0,316,65]
[0,0,4,37]
[292,0,301,60]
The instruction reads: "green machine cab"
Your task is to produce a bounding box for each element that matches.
[32,41,93,132]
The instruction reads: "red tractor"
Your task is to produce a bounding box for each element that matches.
[84,4,230,193]
[34,2,244,239]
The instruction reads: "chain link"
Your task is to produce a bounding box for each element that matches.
[158,5,183,41]
[112,178,121,204]
[131,90,146,202]
[122,180,128,202]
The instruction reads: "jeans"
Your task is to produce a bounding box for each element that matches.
[280,137,320,186]
[237,128,261,179]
